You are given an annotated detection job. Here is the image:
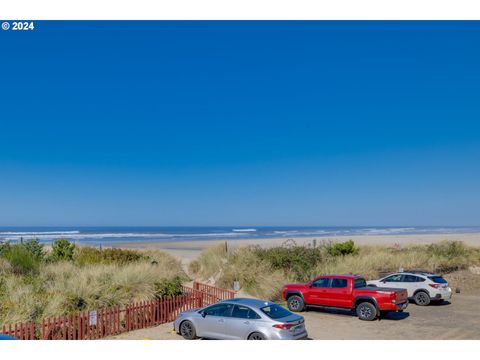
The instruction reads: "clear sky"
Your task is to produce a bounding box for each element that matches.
[1,21,479,226]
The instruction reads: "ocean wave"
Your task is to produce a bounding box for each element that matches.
[232,228,257,232]
[0,231,244,241]
[0,231,80,235]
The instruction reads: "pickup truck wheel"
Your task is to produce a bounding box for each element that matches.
[414,291,431,306]
[287,295,305,312]
[356,302,377,321]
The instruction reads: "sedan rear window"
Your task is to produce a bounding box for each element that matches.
[428,276,447,284]
[260,304,292,319]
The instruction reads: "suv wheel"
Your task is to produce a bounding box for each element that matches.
[287,295,305,312]
[414,291,431,306]
[179,320,197,340]
[356,302,377,321]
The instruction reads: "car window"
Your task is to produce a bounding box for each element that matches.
[354,278,367,288]
[428,276,448,284]
[331,278,348,288]
[203,303,234,317]
[231,305,261,319]
[312,277,331,288]
[403,275,421,282]
[383,274,403,282]
[260,304,292,319]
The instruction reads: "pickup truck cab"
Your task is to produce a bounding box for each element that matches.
[282,275,408,321]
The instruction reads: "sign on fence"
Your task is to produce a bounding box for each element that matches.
[89,310,97,326]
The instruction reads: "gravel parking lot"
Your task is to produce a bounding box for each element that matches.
[108,292,480,340]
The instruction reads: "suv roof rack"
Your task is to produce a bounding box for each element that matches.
[399,269,436,275]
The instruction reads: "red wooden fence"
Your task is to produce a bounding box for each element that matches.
[1,321,35,340]
[1,282,234,340]
[192,281,236,304]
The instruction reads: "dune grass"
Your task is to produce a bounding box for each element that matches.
[0,240,189,325]
[189,240,480,301]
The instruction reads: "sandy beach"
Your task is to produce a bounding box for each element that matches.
[115,232,480,263]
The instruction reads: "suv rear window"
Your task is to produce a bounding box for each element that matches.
[403,275,425,282]
[260,304,292,319]
[428,276,447,284]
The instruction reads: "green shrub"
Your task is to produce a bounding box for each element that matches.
[154,276,183,298]
[75,246,144,266]
[427,241,468,260]
[0,240,11,257]
[23,239,45,261]
[51,239,76,261]
[326,240,359,257]
[2,245,39,275]
[253,245,324,281]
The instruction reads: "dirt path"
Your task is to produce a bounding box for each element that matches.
[108,292,480,340]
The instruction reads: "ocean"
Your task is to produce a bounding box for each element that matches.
[0,226,479,246]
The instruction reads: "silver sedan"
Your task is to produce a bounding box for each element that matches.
[174,298,308,340]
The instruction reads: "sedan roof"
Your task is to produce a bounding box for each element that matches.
[219,297,275,309]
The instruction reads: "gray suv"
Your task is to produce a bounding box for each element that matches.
[174,298,308,340]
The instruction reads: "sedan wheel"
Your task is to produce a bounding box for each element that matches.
[414,291,431,306]
[180,320,197,340]
[248,332,266,340]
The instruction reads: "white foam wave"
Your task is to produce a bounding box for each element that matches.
[0,231,243,241]
[232,229,257,232]
[0,231,80,235]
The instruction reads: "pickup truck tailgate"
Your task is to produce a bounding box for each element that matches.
[396,288,408,304]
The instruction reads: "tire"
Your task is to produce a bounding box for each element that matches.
[287,295,305,312]
[248,332,266,340]
[413,291,431,306]
[356,302,377,321]
[179,320,197,340]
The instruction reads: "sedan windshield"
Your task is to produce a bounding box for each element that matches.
[260,304,292,319]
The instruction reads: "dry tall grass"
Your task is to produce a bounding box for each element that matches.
[0,249,188,324]
[189,241,480,301]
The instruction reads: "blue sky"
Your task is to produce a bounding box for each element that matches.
[0,21,479,226]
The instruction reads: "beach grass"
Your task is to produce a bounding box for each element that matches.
[0,240,188,324]
[188,240,480,300]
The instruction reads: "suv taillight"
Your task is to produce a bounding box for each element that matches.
[272,323,295,329]
[428,284,440,288]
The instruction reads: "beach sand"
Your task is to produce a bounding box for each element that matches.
[115,232,480,263]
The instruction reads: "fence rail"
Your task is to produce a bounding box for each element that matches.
[1,281,234,340]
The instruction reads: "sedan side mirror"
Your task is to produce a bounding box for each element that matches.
[201,311,207,318]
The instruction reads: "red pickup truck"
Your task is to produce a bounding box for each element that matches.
[282,274,408,321]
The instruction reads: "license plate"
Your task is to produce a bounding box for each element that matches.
[291,325,303,333]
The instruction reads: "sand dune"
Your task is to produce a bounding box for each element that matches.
[115,232,480,262]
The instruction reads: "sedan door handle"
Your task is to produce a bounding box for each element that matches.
[243,321,250,325]
[218,319,225,323]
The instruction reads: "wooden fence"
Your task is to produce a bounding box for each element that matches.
[1,321,35,340]
[1,281,234,340]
